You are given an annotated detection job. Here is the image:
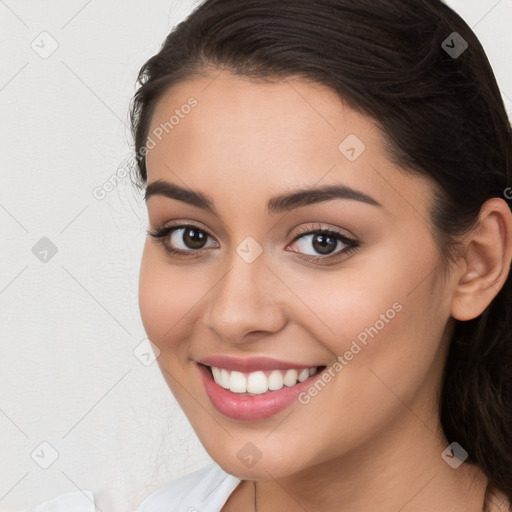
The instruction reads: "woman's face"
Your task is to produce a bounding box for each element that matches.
[139,71,457,479]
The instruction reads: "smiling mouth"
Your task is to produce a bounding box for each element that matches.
[201,363,327,396]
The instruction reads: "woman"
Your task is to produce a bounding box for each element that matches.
[130,0,512,510]
[32,0,512,510]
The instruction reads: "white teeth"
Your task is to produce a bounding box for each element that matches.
[283,369,298,387]
[211,366,221,384]
[229,371,246,393]
[298,369,310,382]
[268,370,284,390]
[247,371,268,394]
[209,365,320,395]
[220,368,230,389]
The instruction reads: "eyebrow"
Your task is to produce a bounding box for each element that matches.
[144,179,382,214]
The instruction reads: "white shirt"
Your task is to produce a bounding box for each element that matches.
[136,463,241,511]
[29,464,241,512]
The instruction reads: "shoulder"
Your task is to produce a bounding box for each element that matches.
[136,462,242,512]
[29,490,95,512]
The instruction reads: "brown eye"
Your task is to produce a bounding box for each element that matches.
[289,227,358,260]
[147,223,218,256]
[178,227,209,250]
[310,232,339,255]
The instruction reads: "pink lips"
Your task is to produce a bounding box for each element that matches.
[196,356,325,421]
[198,355,316,372]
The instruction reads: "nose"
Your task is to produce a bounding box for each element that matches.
[206,245,287,344]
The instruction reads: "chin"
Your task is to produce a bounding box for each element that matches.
[207,445,308,480]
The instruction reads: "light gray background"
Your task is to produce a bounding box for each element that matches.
[1,1,511,511]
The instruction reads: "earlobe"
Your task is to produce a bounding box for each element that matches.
[451,198,512,321]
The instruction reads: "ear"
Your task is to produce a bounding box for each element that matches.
[451,197,512,321]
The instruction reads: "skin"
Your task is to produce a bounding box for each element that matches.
[138,70,512,511]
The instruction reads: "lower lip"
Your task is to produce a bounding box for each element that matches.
[197,363,323,421]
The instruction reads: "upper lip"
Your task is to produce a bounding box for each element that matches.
[197,355,323,372]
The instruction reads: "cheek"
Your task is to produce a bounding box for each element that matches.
[138,242,202,349]
[276,258,407,354]
[330,262,447,409]
[282,241,446,373]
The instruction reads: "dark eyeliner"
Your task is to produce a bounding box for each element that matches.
[147,223,360,262]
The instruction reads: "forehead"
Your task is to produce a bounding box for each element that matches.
[144,72,435,219]
[147,71,380,162]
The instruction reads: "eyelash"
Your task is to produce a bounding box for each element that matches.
[147,222,359,264]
